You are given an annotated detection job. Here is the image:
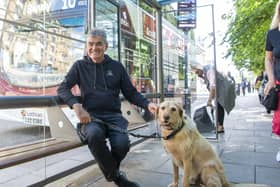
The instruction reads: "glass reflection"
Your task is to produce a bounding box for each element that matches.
[95,0,119,60]
[0,0,87,95]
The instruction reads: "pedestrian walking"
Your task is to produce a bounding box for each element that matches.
[241,79,247,96]
[264,0,280,161]
[236,83,241,96]
[255,71,264,103]
[57,29,157,187]
[247,81,251,93]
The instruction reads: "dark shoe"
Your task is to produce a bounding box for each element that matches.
[114,171,140,187]
[217,129,224,133]
[267,110,271,114]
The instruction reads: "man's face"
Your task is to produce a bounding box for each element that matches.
[86,36,107,63]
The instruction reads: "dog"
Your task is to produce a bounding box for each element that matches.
[156,101,230,187]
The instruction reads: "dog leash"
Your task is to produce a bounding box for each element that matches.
[77,117,161,141]
[77,117,184,141]
[50,98,162,141]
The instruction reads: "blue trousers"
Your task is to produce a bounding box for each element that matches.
[83,113,130,181]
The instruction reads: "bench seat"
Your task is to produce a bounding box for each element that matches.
[0,138,82,169]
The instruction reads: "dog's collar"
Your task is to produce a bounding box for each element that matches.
[163,121,184,140]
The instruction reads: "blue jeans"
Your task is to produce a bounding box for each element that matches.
[84,113,130,181]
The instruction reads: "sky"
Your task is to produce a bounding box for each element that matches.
[192,0,253,82]
[195,0,236,74]
[172,0,251,82]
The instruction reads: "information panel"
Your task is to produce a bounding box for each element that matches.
[157,0,184,5]
[177,0,196,30]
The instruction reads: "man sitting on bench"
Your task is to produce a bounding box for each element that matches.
[57,29,157,187]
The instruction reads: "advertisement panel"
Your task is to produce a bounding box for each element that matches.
[143,12,156,41]
[120,1,135,35]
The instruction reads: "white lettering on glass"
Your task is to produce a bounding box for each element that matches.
[62,0,76,9]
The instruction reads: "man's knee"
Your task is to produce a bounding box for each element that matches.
[113,142,130,153]
[85,123,105,143]
[111,136,130,156]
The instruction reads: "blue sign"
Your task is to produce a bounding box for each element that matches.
[51,0,87,11]
[49,0,87,27]
[157,0,185,6]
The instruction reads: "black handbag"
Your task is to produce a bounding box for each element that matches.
[262,86,279,111]
[193,106,215,133]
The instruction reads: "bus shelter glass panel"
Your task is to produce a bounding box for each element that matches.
[95,0,119,61]
[0,0,88,183]
[0,108,51,149]
[189,5,219,139]
[119,0,157,94]
[0,0,87,96]
[0,106,51,183]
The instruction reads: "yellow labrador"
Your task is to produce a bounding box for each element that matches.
[157,101,229,187]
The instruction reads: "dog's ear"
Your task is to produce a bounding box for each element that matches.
[175,103,183,118]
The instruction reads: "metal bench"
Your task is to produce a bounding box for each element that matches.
[0,95,155,169]
[0,96,82,169]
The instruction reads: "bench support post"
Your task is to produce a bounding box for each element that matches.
[46,106,81,142]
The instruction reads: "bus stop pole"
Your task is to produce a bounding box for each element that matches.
[156,8,164,102]
[210,4,218,140]
[184,31,191,116]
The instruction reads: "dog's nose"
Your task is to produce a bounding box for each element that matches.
[163,115,170,121]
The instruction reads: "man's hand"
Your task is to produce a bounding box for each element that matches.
[147,102,158,115]
[264,80,275,96]
[72,103,91,124]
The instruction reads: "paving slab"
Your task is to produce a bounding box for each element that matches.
[2,94,279,187]
[256,166,280,187]
[223,163,255,183]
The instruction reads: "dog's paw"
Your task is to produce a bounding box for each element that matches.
[189,176,197,184]
[206,178,222,187]
[168,182,178,187]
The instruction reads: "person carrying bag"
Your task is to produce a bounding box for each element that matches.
[262,85,280,111]
[191,63,236,133]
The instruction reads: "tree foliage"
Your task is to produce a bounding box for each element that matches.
[223,0,277,74]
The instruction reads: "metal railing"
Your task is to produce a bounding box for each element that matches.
[0,93,162,109]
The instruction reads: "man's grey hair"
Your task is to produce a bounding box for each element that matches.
[87,29,107,44]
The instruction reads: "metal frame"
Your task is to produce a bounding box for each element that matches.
[92,0,121,62]
[160,3,218,140]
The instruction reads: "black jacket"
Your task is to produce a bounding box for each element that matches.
[57,55,149,114]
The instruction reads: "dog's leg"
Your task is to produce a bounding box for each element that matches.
[215,162,230,187]
[182,159,191,187]
[200,166,222,187]
[219,173,230,187]
[168,161,179,187]
[189,167,199,185]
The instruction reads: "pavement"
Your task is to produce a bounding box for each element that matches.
[0,93,279,187]
[46,93,280,187]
